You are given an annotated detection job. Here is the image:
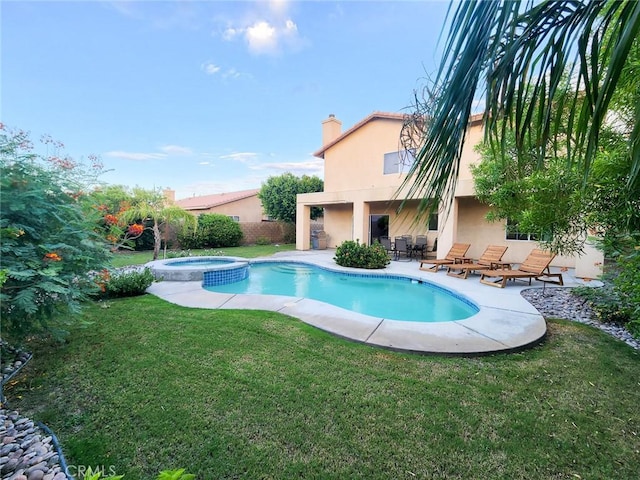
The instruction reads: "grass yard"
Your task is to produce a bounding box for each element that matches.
[8,295,640,480]
[109,244,297,268]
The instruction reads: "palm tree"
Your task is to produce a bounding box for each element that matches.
[121,188,196,260]
[401,0,640,220]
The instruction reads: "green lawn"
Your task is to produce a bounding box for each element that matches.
[109,244,297,268]
[9,296,640,480]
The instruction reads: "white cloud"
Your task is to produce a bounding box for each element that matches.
[216,2,305,57]
[201,62,221,75]
[222,68,242,80]
[104,151,167,161]
[222,27,240,41]
[269,0,290,16]
[219,152,259,163]
[252,159,324,175]
[105,145,193,161]
[201,61,246,80]
[160,145,193,155]
[176,178,262,199]
[198,161,211,165]
[246,21,277,54]
[284,19,297,34]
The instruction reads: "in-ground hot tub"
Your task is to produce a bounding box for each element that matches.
[146,256,249,283]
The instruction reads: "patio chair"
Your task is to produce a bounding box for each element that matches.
[424,237,438,259]
[379,236,395,258]
[412,235,428,259]
[446,245,508,279]
[479,248,564,288]
[418,243,471,272]
[393,237,412,261]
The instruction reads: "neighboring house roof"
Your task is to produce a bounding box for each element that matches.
[175,188,260,211]
[314,111,406,159]
[313,110,485,159]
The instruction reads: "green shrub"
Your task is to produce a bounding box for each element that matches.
[612,246,640,336]
[334,240,390,269]
[99,268,155,298]
[573,245,640,338]
[255,235,271,245]
[177,214,243,249]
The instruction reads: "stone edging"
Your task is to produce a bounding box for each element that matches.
[1,342,74,480]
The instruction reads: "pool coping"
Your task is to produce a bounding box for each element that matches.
[147,256,249,282]
[143,250,602,356]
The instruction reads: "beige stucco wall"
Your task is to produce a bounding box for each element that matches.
[454,120,485,196]
[323,118,408,193]
[323,205,353,248]
[455,197,577,267]
[188,195,265,223]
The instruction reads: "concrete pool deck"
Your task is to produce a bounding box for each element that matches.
[146,249,599,356]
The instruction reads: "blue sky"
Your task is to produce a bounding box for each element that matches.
[2,0,450,200]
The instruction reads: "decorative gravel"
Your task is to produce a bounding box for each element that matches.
[0,409,69,480]
[521,287,640,351]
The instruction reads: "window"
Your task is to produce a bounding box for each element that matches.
[506,218,538,241]
[428,213,438,231]
[383,149,415,175]
[228,215,240,222]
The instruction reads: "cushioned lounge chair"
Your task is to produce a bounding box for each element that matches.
[446,245,508,279]
[418,243,471,272]
[479,248,564,288]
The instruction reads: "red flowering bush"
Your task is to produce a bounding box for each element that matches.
[43,252,62,262]
[1,124,111,343]
[104,214,119,225]
[127,223,144,236]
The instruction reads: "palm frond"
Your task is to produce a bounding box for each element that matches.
[401,0,640,220]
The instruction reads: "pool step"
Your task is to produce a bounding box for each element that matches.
[270,264,315,275]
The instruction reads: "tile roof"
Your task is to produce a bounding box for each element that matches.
[175,188,260,210]
[314,111,407,158]
[313,111,485,158]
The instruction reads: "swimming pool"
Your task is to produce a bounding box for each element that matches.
[204,261,478,323]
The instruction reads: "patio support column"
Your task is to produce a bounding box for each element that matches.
[438,198,458,257]
[352,200,370,244]
[296,203,312,250]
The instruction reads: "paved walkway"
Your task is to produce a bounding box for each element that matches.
[146,250,598,356]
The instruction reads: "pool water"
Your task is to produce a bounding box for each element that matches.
[204,262,478,323]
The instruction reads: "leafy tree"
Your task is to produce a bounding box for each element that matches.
[0,125,111,344]
[400,0,640,223]
[119,188,196,260]
[258,173,323,224]
[470,36,639,255]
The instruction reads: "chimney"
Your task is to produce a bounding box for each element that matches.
[322,114,342,145]
[163,188,175,204]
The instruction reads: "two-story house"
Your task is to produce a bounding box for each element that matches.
[296,112,603,279]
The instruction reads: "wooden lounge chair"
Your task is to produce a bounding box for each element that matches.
[479,248,564,288]
[418,243,471,272]
[446,245,508,279]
